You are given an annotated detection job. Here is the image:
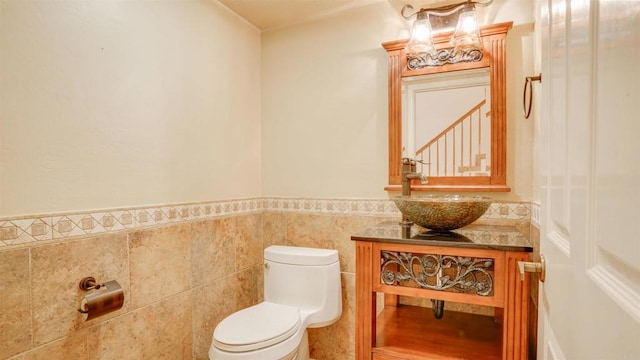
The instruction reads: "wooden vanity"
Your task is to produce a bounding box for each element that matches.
[352,222,532,360]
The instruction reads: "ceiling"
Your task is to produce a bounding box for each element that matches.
[217,0,454,31]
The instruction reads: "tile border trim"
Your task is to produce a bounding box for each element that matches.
[530,201,541,228]
[0,197,531,248]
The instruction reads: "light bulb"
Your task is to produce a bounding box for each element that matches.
[450,5,482,50]
[406,12,436,56]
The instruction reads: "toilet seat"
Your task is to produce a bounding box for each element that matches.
[213,302,301,353]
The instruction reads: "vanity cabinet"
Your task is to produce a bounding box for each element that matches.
[352,223,533,360]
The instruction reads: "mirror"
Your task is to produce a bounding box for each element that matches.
[403,68,491,178]
[383,22,512,192]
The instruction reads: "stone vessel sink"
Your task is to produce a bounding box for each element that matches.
[393,195,492,231]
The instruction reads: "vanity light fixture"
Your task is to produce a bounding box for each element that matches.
[402,0,492,66]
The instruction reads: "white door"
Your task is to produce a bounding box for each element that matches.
[536,0,640,359]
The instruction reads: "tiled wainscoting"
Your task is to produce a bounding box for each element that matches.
[0,198,532,360]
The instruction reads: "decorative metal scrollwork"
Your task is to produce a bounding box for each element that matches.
[407,47,483,69]
[381,251,494,296]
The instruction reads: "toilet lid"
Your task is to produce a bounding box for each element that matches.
[213,302,301,352]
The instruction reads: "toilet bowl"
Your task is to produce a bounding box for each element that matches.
[211,302,306,359]
[209,246,342,360]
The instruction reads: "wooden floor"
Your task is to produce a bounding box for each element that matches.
[373,305,502,360]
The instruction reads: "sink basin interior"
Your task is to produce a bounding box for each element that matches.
[393,195,492,231]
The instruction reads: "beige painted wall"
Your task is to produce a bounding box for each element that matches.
[1,0,536,218]
[261,3,399,199]
[261,1,535,201]
[0,0,261,217]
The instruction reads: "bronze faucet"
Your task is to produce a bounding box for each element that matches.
[401,158,428,197]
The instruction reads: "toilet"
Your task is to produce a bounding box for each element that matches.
[209,245,342,360]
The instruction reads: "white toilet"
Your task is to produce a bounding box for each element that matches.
[209,245,342,360]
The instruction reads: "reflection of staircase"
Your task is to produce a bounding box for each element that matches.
[416,100,490,177]
[458,153,486,173]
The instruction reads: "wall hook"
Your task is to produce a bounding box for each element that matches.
[523,73,542,119]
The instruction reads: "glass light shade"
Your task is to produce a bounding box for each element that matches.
[450,6,482,50]
[405,12,436,56]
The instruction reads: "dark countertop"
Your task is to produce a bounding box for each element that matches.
[351,221,533,252]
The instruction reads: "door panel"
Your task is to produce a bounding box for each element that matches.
[542,317,565,360]
[588,1,640,326]
[537,0,640,359]
[548,0,569,245]
[592,0,640,276]
[589,0,640,326]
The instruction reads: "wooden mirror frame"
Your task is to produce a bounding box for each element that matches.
[383,21,513,192]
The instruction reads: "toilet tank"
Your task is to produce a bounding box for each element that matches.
[263,246,342,328]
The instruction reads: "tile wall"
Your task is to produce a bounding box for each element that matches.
[0,198,531,360]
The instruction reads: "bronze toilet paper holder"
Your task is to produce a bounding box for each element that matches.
[78,276,124,320]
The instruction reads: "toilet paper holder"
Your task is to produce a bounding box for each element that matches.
[78,276,124,320]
